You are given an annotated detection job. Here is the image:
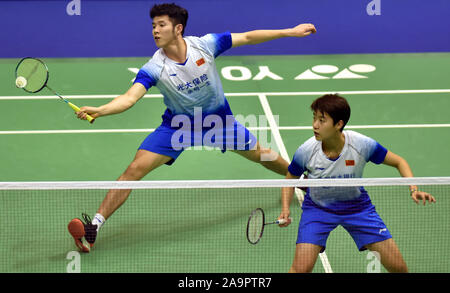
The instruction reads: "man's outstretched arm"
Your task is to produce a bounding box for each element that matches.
[76,83,147,120]
[231,23,316,48]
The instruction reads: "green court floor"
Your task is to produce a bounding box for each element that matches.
[0,53,449,272]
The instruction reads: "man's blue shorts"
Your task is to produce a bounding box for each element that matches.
[297,205,392,252]
[138,100,257,165]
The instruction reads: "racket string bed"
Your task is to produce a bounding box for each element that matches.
[15,57,95,123]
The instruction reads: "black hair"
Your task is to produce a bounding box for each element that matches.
[310,94,351,132]
[150,3,188,36]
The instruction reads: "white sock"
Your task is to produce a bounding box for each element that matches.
[92,213,105,232]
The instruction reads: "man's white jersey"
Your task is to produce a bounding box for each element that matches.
[288,130,388,213]
[134,32,232,116]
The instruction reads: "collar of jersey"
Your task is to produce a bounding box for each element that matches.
[175,58,189,66]
[162,38,190,66]
[320,131,348,162]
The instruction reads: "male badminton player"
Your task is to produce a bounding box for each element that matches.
[278,94,436,273]
[68,3,317,252]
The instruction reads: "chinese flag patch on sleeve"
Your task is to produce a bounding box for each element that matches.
[345,160,355,166]
[196,58,205,66]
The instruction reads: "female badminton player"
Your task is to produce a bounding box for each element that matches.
[278,94,436,273]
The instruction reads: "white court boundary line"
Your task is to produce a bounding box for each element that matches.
[1,124,449,135]
[1,89,449,135]
[1,88,450,100]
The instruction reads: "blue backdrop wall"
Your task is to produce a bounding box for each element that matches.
[1,0,449,58]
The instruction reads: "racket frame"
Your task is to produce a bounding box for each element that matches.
[246,208,266,245]
[246,208,289,245]
[15,57,49,94]
[15,57,95,123]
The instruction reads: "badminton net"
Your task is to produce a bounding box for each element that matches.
[0,177,448,273]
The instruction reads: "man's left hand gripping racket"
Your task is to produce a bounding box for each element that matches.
[246,208,290,245]
[15,57,95,123]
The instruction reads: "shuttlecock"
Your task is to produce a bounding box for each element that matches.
[15,76,27,88]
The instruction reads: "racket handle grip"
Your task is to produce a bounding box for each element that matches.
[68,102,96,124]
[276,217,292,225]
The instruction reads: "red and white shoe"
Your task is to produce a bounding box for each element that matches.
[68,213,97,253]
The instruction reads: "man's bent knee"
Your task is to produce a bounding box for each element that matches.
[122,160,150,180]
